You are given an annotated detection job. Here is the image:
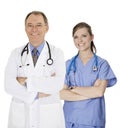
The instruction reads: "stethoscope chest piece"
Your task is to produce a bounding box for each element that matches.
[92,66,98,72]
[47,58,53,65]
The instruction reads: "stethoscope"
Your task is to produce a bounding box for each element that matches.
[66,52,98,87]
[19,41,53,67]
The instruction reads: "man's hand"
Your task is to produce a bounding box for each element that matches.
[38,92,51,98]
[51,72,56,77]
[16,77,27,85]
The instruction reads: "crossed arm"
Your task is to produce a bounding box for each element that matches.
[60,79,108,101]
[16,77,107,101]
[16,77,51,98]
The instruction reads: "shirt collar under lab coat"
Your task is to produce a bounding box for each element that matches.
[29,41,45,57]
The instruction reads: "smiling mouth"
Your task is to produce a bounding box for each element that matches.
[78,43,84,47]
[31,33,39,36]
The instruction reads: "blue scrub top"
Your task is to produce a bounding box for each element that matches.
[64,55,117,127]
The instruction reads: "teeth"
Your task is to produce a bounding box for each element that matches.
[31,33,37,35]
[78,43,84,46]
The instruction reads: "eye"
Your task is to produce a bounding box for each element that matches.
[27,24,33,28]
[82,34,87,37]
[73,35,78,39]
[36,24,43,27]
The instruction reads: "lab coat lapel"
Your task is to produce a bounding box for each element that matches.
[25,45,35,74]
[34,42,48,70]
[26,43,48,77]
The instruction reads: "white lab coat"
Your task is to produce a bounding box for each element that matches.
[4,42,66,128]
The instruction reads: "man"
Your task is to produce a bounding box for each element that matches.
[5,11,65,128]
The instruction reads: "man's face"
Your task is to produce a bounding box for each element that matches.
[25,14,48,47]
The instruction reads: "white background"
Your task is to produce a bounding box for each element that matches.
[0,0,120,127]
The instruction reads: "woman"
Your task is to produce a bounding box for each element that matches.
[60,22,117,128]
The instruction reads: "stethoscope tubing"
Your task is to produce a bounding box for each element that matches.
[20,42,53,67]
[67,53,98,86]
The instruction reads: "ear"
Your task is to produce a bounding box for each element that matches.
[45,25,49,32]
[25,25,27,33]
[91,34,94,40]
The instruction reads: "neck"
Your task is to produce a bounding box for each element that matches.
[30,40,45,48]
[79,50,94,65]
[79,50,93,57]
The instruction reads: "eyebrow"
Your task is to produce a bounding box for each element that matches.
[27,23,43,25]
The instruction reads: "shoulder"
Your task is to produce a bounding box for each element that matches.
[66,55,76,66]
[66,58,72,64]
[96,55,110,68]
[96,55,105,61]
[12,45,25,52]
[49,44,64,55]
[10,45,26,57]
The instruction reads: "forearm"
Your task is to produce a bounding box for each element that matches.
[71,80,107,98]
[16,78,51,100]
[37,92,51,98]
[28,76,64,94]
[71,86,101,98]
[71,79,107,98]
[60,89,90,101]
[5,76,37,104]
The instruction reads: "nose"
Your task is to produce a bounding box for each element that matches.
[78,37,82,42]
[31,26,38,31]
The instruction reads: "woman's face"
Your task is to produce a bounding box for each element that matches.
[73,27,94,52]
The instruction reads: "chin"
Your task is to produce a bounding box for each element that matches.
[30,42,41,47]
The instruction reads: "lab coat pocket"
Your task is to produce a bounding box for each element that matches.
[17,64,30,77]
[17,66,26,77]
[8,99,25,128]
[42,64,56,77]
